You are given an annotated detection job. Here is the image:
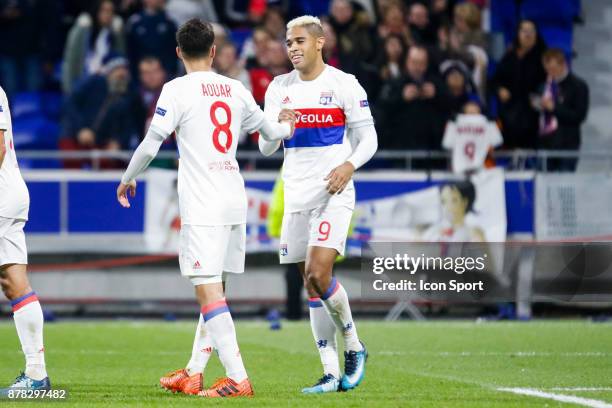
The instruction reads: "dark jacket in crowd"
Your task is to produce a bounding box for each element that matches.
[0,0,56,58]
[330,11,376,63]
[538,72,589,151]
[62,75,138,148]
[376,73,447,150]
[491,45,547,148]
[126,9,177,78]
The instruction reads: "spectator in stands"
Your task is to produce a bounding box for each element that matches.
[62,0,126,94]
[0,0,58,97]
[442,101,502,175]
[246,31,275,106]
[491,19,547,149]
[377,1,411,46]
[322,19,342,68]
[408,2,436,46]
[441,62,479,118]
[431,23,476,76]
[115,0,142,20]
[243,26,273,69]
[136,57,167,135]
[533,48,589,172]
[135,56,177,168]
[429,0,452,31]
[452,2,486,49]
[451,2,488,100]
[266,40,291,77]
[126,0,178,79]
[60,55,139,168]
[166,0,218,27]
[329,0,375,63]
[262,7,286,41]
[213,42,252,91]
[377,34,407,81]
[377,45,446,152]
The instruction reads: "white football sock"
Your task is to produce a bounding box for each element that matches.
[320,278,363,352]
[12,292,47,380]
[309,297,340,378]
[202,299,247,382]
[186,314,214,376]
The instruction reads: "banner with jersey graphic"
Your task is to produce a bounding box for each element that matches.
[143,168,507,254]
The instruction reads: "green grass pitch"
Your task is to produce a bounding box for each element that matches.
[1,320,611,407]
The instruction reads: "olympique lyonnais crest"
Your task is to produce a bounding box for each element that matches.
[319,91,333,105]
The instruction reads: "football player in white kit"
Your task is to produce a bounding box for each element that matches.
[259,16,378,393]
[0,86,50,393]
[116,19,295,398]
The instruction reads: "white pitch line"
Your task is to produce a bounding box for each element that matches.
[497,388,612,408]
[550,388,612,392]
[377,351,611,357]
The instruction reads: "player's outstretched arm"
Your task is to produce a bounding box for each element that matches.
[258,133,282,157]
[117,127,167,208]
[257,109,296,156]
[258,108,296,142]
[325,124,378,194]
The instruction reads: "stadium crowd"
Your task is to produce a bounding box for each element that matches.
[0,0,588,171]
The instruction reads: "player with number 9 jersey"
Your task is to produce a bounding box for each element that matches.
[259,16,378,395]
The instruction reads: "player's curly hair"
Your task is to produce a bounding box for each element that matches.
[176,18,215,59]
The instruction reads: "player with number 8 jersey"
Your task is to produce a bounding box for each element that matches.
[117,19,296,398]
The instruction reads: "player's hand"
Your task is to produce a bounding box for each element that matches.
[402,84,419,102]
[117,180,137,208]
[278,109,298,139]
[325,161,355,195]
[278,108,298,122]
[498,87,511,103]
[421,82,436,99]
[542,96,555,112]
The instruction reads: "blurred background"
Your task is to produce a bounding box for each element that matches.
[2,0,611,322]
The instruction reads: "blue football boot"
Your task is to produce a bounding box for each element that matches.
[0,372,51,397]
[301,373,340,394]
[341,342,367,391]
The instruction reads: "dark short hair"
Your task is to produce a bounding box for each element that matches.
[176,18,215,59]
[543,48,566,64]
[442,181,477,213]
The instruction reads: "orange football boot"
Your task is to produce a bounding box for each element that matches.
[159,369,202,394]
[198,377,254,398]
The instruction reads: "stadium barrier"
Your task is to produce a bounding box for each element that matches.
[3,157,610,317]
[16,149,612,171]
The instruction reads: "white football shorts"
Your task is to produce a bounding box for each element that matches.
[279,204,352,264]
[0,216,28,266]
[179,224,245,285]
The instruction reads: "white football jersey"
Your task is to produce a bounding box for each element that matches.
[442,114,502,174]
[150,71,265,226]
[265,65,374,212]
[0,87,29,221]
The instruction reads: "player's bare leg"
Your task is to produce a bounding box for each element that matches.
[195,282,253,398]
[0,264,50,394]
[305,247,367,391]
